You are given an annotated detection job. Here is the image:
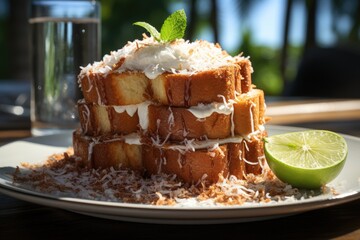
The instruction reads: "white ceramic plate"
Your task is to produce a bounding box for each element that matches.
[0,125,360,224]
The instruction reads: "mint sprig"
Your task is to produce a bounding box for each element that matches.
[133,22,161,42]
[133,9,187,43]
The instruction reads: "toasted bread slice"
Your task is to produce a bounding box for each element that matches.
[78,100,140,136]
[148,89,266,141]
[72,130,143,171]
[142,132,265,183]
[77,89,266,139]
[79,63,252,106]
[151,65,242,106]
[80,72,150,105]
[72,130,266,183]
[237,58,253,93]
[75,37,266,184]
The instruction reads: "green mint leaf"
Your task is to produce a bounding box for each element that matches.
[133,9,187,43]
[133,21,161,41]
[160,9,187,42]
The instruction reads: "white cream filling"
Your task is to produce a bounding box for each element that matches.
[165,137,244,154]
[137,102,151,130]
[113,101,151,130]
[113,104,138,117]
[86,133,141,145]
[82,95,263,145]
[84,133,141,162]
[112,100,236,132]
[249,102,255,133]
[83,128,264,164]
[107,97,263,139]
[79,37,244,80]
[187,102,233,119]
[121,133,142,145]
[80,103,90,134]
[188,99,237,136]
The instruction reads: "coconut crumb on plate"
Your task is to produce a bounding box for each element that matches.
[12,148,333,207]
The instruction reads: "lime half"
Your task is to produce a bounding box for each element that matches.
[264,130,347,189]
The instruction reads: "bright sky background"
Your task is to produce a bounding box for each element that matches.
[219,0,337,51]
[0,0,341,53]
[179,0,338,53]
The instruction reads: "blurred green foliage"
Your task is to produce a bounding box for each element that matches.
[0,0,293,95]
[234,29,302,96]
[101,0,170,55]
[236,29,283,95]
[100,0,286,96]
[0,0,297,96]
[1,0,358,96]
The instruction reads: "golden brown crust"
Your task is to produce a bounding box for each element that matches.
[233,89,266,135]
[227,142,246,179]
[143,132,266,183]
[77,89,266,139]
[151,65,241,106]
[78,101,139,136]
[72,130,266,184]
[80,72,150,105]
[142,144,230,183]
[243,135,265,175]
[147,104,231,141]
[75,55,265,184]
[79,63,253,107]
[148,89,266,141]
[72,130,92,168]
[237,58,253,93]
[72,130,143,171]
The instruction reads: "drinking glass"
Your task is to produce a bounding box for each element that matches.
[30,0,101,136]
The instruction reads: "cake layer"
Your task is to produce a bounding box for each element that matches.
[78,37,253,107]
[148,88,265,141]
[79,63,252,107]
[78,89,266,140]
[143,131,266,183]
[79,71,150,105]
[78,100,141,136]
[151,65,242,107]
[72,130,143,171]
[72,130,266,184]
[237,58,253,93]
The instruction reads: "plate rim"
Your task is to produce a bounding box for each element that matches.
[1,125,360,223]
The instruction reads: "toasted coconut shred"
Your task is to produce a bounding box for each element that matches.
[12,148,333,206]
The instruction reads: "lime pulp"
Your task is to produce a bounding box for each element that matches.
[264,130,348,189]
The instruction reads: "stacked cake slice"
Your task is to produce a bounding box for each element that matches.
[73,37,268,183]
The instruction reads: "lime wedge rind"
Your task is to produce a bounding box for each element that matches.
[264,130,348,189]
[265,130,347,169]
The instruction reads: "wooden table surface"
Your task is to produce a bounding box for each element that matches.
[1,98,360,240]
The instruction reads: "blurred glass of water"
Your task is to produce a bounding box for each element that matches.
[30,0,101,136]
